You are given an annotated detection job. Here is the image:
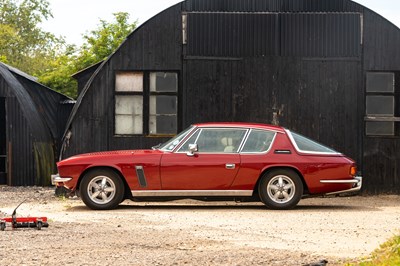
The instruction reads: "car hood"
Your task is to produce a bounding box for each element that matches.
[59,149,164,164]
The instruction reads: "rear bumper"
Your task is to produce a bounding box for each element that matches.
[51,173,72,186]
[320,176,362,196]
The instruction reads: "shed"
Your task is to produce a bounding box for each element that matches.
[64,0,400,194]
[0,62,74,185]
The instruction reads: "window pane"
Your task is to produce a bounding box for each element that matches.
[149,115,177,135]
[366,122,394,136]
[290,131,338,153]
[150,72,178,92]
[366,96,394,115]
[115,96,143,135]
[366,72,394,93]
[115,72,143,92]
[242,130,276,153]
[115,96,143,115]
[160,126,195,151]
[150,96,177,115]
[177,130,200,152]
[194,128,247,153]
[149,95,177,135]
[115,114,143,135]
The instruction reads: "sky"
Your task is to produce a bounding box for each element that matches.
[41,0,400,46]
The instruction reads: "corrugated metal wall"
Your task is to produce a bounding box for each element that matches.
[187,13,278,57]
[280,13,361,57]
[361,9,400,194]
[187,12,361,58]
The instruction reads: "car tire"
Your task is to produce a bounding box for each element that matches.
[258,169,303,210]
[80,169,125,210]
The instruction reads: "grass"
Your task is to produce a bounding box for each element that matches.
[347,234,400,266]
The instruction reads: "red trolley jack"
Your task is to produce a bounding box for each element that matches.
[0,201,49,231]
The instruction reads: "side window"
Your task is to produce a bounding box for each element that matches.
[178,128,247,153]
[241,130,276,153]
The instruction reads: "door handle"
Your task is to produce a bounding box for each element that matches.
[225,163,236,169]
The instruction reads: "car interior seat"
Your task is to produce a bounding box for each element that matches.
[221,137,235,152]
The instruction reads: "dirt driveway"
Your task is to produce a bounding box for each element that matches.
[0,187,399,266]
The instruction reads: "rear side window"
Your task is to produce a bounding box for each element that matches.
[288,131,339,154]
[241,130,276,153]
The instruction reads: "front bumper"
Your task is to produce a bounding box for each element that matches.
[320,176,362,196]
[51,173,72,186]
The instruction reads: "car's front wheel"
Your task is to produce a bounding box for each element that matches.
[258,169,303,210]
[80,169,125,210]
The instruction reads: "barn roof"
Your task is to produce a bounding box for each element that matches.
[0,62,53,143]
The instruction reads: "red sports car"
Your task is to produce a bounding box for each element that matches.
[52,123,362,210]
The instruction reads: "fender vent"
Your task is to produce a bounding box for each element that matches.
[135,166,147,188]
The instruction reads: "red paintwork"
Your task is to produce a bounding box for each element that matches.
[56,122,357,196]
[2,217,48,223]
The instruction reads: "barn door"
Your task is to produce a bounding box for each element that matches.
[0,97,6,184]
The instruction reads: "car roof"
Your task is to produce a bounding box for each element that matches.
[193,122,285,132]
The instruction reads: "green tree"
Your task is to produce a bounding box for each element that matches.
[76,12,137,70]
[38,12,137,98]
[0,0,63,73]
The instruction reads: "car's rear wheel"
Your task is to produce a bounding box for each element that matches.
[80,169,125,210]
[258,169,303,210]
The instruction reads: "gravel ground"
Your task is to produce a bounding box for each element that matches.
[0,186,399,266]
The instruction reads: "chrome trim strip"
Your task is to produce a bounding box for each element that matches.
[236,129,250,152]
[131,190,253,197]
[320,179,359,184]
[51,174,72,185]
[323,176,362,196]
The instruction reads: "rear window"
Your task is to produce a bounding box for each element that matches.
[287,131,339,154]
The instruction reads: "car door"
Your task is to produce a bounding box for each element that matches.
[160,128,248,190]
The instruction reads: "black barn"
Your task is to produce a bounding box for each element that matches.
[63,0,400,194]
[0,63,74,186]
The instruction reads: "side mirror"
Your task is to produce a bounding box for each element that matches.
[187,144,198,157]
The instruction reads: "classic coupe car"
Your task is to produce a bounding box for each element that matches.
[52,123,362,210]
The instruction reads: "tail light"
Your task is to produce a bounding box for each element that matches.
[350,166,357,176]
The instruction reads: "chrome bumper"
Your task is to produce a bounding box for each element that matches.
[51,174,72,185]
[321,176,362,196]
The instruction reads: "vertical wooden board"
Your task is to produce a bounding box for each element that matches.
[274,59,360,155]
[184,60,234,123]
[7,97,34,185]
[363,138,400,193]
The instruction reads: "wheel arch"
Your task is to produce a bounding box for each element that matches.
[253,166,309,196]
[77,166,132,200]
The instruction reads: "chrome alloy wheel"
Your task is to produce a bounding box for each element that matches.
[266,175,295,204]
[87,175,116,205]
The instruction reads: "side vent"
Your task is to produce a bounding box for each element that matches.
[135,166,147,187]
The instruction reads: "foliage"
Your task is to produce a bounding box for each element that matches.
[347,234,400,266]
[37,12,138,98]
[77,12,137,69]
[0,0,137,98]
[0,0,64,73]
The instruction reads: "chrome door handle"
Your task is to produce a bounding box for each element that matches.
[226,163,236,169]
